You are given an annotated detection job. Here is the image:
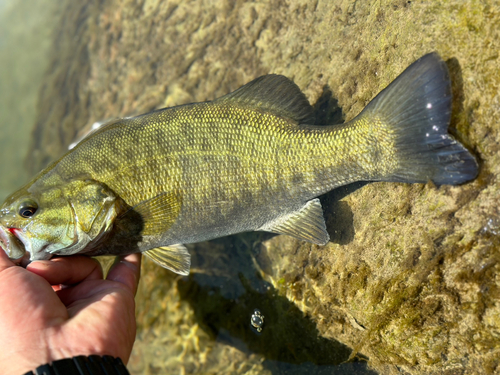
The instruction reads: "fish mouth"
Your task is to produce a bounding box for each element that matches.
[0,225,28,261]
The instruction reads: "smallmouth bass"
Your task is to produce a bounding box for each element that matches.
[0,53,478,274]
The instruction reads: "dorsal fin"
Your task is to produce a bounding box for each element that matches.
[214,75,315,124]
[69,118,125,150]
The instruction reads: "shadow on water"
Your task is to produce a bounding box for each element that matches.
[321,181,368,245]
[178,235,377,375]
[445,57,466,138]
[174,85,377,374]
[313,84,370,245]
[313,85,345,127]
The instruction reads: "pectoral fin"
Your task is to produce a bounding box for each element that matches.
[259,198,329,245]
[120,192,182,236]
[144,244,191,275]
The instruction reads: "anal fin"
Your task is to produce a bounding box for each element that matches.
[259,198,330,245]
[144,244,191,275]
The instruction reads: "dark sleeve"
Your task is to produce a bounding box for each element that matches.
[23,355,130,375]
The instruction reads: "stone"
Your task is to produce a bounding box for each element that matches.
[22,1,500,374]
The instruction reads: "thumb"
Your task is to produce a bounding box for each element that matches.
[107,253,142,296]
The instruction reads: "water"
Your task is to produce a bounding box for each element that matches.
[129,233,377,374]
[0,0,59,200]
[0,2,376,373]
[1,1,499,374]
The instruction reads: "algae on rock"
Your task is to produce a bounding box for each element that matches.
[24,0,500,374]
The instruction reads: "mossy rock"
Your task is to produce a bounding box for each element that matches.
[25,0,500,374]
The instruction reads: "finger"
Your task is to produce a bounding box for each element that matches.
[56,278,108,307]
[106,253,142,296]
[57,253,141,306]
[56,254,141,307]
[0,246,16,272]
[27,256,103,285]
[0,251,69,327]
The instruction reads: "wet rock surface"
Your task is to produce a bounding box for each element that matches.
[25,1,500,374]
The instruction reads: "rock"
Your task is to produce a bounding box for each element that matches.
[24,0,500,374]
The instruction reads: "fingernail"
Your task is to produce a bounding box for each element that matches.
[26,260,52,271]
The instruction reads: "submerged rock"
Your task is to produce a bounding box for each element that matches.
[25,0,500,374]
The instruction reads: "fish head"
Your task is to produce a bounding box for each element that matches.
[0,179,120,262]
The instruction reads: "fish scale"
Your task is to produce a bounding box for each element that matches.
[0,53,478,274]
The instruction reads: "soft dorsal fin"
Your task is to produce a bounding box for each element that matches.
[144,244,191,275]
[119,191,182,236]
[258,198,329,245]
[214,74,315,124]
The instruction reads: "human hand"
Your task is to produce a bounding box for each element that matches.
[0,250,141,375]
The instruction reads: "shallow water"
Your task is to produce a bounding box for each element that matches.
[0,2,376,373]
[2,0,499,374]
[129,233,378,374]
[0,0,58,200]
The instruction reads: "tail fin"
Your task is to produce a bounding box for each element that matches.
[360,52,478,185]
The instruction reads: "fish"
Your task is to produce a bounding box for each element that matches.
[0,53,478,275]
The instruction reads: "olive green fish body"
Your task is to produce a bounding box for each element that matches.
[41,104,387,246]
[0,53,478,274]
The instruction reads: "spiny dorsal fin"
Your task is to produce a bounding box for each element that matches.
[214,74,315,124]
[258,198,330,245]
[120,191,182,236]
[144,244,191,275]
[69,118,125,150]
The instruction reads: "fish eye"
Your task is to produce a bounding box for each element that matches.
[18,200,38,218]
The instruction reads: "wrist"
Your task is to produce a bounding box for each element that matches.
[23,355,129,375]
